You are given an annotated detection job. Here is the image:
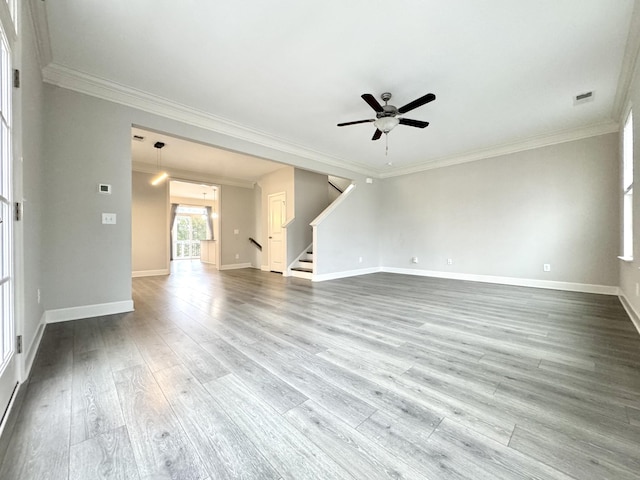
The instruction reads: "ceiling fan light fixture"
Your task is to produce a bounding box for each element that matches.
[374,116,399,133]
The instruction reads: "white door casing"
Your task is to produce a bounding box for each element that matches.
[268,192,286,273]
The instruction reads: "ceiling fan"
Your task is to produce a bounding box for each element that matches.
[337,92,436,140]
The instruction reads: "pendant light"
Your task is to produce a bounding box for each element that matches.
[151,141,168,185]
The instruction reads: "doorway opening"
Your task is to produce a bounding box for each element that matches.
[170,181,219,267]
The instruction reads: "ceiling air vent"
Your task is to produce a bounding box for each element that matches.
[574,91,594,106]
[132,134,145,141]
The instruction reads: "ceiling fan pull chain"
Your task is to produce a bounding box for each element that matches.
[385,133,389,156]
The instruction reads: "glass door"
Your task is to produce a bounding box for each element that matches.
[0,17,16,426]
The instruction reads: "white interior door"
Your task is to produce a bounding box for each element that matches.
[0,19,16,427]
[268,192,286,273]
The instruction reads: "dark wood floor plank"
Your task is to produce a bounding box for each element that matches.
[113,365,208,480]
[70,426,140,480]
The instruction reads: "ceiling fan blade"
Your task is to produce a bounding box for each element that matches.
[398,93,436,114]
[337,119,375,127]
[372,129,383,141]
[361,93,384,113]
[399,118,430,128]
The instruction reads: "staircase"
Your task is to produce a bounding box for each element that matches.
[290,247,314,279]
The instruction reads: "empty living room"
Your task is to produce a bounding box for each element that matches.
[1,1,640,479]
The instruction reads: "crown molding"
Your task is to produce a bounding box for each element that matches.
[27,0,53,70]
[378,120,620,178]
[41,65,622,183]
[42,63,373,178]
[612,0,640,121]
[131,161,256,189]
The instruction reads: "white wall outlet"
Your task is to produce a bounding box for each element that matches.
[358,256,363,263]
[543,264,551,272]
[235,253,240,259]
[447,258,453,265]
[233,229,239,235]
[102,213,117,224]
[37,288,41,304]
[411,257,418,264]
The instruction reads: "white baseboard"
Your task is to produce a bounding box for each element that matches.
[132,269,169,278]
[313,267,382,282]
[45,300,135,324]
[619,292,640,335]
[22,315,46,381]
[260,265,270,272]
[219,263,253,271]
[380,267,619,295]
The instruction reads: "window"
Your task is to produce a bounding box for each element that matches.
[172,206,208,260]
[623,110,634,259]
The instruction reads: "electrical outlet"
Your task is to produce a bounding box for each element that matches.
[447,258,453,265]
[411,257,418,264]
[233,229,239,235]
[37,288,41,304]
[543,264,551,272]
[235,253,239,259]
[358,256,363,263]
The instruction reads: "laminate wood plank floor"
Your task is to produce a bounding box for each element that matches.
[2,263,640,479]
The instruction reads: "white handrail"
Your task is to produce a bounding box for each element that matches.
[310,183,355,227]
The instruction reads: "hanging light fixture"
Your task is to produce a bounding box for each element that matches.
[150,141,168,185]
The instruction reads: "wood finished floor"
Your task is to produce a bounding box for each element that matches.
[2,263,640,479]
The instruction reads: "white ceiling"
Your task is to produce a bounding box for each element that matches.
[36,0,638,176]
[131,127,286,184]
[170,180,217,202]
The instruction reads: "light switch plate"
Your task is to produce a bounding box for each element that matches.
[102,213,117,224]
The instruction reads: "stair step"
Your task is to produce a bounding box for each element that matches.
[299,259,313,264]
[291,267,313,273]
[307,251,313,255]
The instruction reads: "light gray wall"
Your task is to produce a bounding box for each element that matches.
[42,87,133,310]
[287,168,328,264]
[619,45,640,313]
[132,171,168,273]
[219,185,256,267]
[315,180,381,275]
[20,3,46,351]
[38,84,365,314]
[381,133,620,286]
[328,175,352,203]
